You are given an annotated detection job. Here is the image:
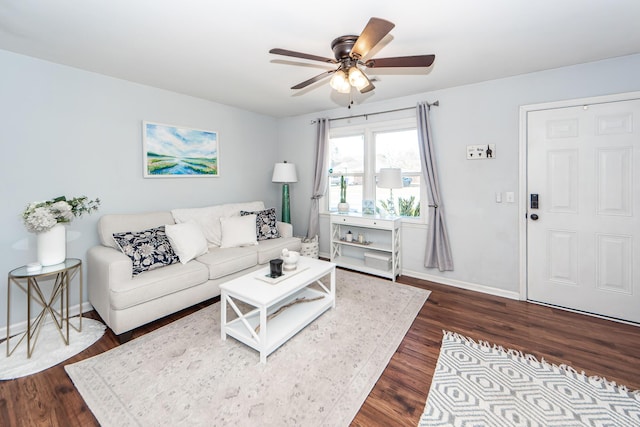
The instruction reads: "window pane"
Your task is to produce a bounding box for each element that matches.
[329,135,364,212]
[376,177,421,217]
[375,129,420,172]
[330,135,364,173]
[375,130,421,217]
[328,174,363,213]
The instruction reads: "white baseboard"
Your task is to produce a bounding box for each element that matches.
[323,253,521,300]
[401,268,521,300]
[1,301,94,338]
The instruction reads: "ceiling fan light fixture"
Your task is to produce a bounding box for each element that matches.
[269,17,435,95]
[330,69,351,93]
[348,66,369,90]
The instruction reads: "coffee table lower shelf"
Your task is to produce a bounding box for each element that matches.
[224,287,332,359]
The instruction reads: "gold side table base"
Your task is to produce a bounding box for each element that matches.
[6,259,83,358]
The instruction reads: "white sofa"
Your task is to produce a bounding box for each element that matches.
[87,201,301,341]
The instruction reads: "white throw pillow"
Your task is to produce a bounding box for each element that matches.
[171,206,222,246]
[171,202,265,247]
[219,215,258,248]
[165,221,209,264]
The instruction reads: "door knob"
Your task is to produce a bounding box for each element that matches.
[530,214,539,220]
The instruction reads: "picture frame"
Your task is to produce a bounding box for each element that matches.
[362,199,375,215]
[142,121,219,178]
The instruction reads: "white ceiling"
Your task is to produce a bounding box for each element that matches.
[1,1,640,118]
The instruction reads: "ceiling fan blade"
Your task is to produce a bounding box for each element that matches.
[351,17,395,60]
[291,70,336,89]
[269,48,337,64]
[365,55,435,68]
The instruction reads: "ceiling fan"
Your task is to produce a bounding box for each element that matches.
[269,17,435,95]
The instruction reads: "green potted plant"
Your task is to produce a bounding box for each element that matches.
[337,175,349,213]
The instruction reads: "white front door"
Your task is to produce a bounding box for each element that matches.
[527,98,640,323]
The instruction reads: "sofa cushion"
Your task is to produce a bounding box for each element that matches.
[171,201,265,246]
[256,236,303,264]
[241,207,280,241]
[98,211,175,250]
[110,261,209,310]
[219,215,258,248]
[112,226,180,276]
[196,246,258,280]
[165,221,209,264]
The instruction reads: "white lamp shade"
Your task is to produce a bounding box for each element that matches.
[272,162,298,183]
[377,168,403,189]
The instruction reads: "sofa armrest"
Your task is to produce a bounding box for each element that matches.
[87,245,133,322]
[276,221,293,238]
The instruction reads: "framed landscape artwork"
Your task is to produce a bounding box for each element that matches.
[143,121,219,178]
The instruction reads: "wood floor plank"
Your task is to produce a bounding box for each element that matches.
[1,271,638,426]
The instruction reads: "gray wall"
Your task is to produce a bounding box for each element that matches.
[278,54,640,297]
[1,50,280,330]
[2,47,639,332]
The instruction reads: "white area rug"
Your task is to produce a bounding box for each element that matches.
[1,318,105,380]
[65,270,430,426]
[419,331,640,427]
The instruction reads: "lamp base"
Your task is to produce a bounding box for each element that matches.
[281,183,291,224]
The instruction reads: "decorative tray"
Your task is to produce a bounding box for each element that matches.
[339,238,372,246]
[255,266,309,284]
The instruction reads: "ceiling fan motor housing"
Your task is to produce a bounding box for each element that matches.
[331,35,359,61]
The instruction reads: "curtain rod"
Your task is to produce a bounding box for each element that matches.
[310,100,439,124]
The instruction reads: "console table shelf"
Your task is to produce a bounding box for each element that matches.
[330,213,401,281]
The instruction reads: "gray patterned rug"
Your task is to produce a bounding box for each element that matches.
[419,331,640,427]
[65,270,429,426]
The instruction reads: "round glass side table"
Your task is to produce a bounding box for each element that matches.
[6,258,83,358]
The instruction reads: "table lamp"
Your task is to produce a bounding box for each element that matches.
[272,161,298,223]
[377,168,403,215]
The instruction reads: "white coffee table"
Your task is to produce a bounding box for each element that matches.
[220,256,336,363]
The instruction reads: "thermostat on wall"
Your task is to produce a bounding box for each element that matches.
[467,144,495,160]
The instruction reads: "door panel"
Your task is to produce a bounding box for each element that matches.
[547,149,578,213]
[597,147,632,216]
[527,99,640,323]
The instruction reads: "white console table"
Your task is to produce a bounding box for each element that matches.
[330,213,401,281]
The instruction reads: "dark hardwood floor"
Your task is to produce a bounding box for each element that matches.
[1,272,639,426]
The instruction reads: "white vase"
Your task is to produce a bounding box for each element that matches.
[37,223,66,266]
[338,202,350,213]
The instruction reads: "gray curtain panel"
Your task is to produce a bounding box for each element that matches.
[307,118,330,239]
[416,102,454,271]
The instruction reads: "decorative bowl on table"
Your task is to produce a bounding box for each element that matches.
[281,249,300,271]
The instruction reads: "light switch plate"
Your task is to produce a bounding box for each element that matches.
[467,144,496,160]
[506,192,515,203]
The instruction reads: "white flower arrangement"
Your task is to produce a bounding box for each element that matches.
[22,195,100,233]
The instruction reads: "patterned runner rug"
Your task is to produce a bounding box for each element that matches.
[419,331,640,427]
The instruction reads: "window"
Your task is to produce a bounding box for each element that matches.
[328,134,364,212]
[375,129,422,217]
[327,119,424,220]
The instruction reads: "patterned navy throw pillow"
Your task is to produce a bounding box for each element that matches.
[240,208,280,241]
[113,226,180,276]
